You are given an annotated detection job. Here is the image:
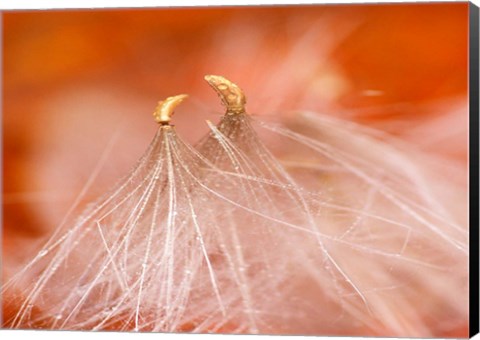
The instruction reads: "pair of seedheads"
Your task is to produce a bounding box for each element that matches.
[153,75,246,126]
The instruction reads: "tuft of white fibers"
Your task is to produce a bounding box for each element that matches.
[3,109,468,336]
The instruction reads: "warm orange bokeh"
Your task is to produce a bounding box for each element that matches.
[2,4,469,335]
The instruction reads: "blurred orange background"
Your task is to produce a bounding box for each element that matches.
[2,4,469,335]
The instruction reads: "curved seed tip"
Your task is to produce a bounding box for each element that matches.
[204,75,246,114]
[153,94,188,125]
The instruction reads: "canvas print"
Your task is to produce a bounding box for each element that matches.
[1,3,474,337]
